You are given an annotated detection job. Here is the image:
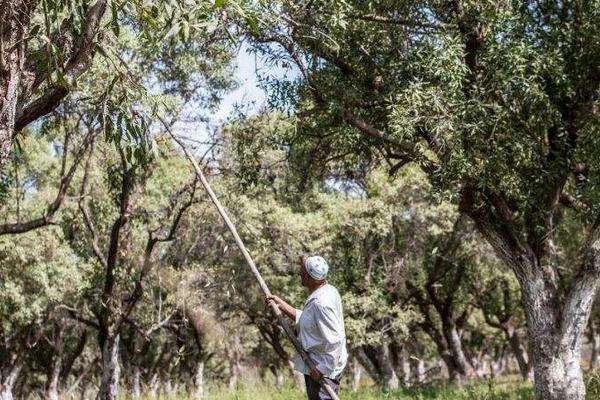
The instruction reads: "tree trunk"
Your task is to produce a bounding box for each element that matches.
[163,377,174,398]
[351,358,362,391]
[353,347,379,382]
[275,368,285,389]
[399,354,410,386]
[588,320,599,371]
[286,360,304,390]
[45,356,62,400]
[228,357,242,390]
[441,318,474,381]
[521,268,590,400]
[193,360,205,399]
[149,373,160,399]
[506,327,532,380]
[79,383,90,400]
[0,1,30,174]
[131,366,141,399]
[465,200,600,400]
[378,345,399,390]
[96,334,121,400]
[410,357,425,384]
[0,363,22,400]
[491,351,508,377]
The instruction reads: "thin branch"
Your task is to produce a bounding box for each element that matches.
[55,305,100,330]
[0,127,96,235]
[78,141,108,268]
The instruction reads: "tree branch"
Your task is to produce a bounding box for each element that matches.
[0,126,96,235]
[78,142,108,268]
[15,0,108,131]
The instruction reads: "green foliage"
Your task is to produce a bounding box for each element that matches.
[0,227,89,329]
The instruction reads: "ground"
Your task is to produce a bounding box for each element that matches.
[191,372,600,400]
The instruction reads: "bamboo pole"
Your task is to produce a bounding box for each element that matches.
[169,132,341,400]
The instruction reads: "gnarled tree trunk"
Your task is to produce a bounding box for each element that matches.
[506,327,532,380]
[96,334,121,400]
[522,270,587,400]
[0,363,22,400]
[45,357,61,400]
[441,318,474,382]
[0,1,30,173]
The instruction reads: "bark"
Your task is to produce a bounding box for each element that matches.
[354,346,381,383]
[193,361,205,399]
[462,188,600,400]
[588,319,599,371]
[163,378,174,397]
[399,354,410,386]
[96,334,121,400]
[405,338,426,385]
[61,330,88,381]
[0,1,31,173]
[131,366,141,399]
[355,344,399,390]
[274,368,285,390]
[45,356,61,400]
[287,360,304,390]
[418,314,469,383]
[149,373,160,399]
[228,358,241,390]
[377,344,399,390]
[441,318,474,381]
[0,0,108,174]
[0,363,22,400]
[410,357,425,384]
[522,271,586,400]
[506,327,532,380]
[79,383,89,400]
[351,358,362,391]
[490,352,508,377]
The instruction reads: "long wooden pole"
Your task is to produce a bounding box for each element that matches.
[169,132,341,400]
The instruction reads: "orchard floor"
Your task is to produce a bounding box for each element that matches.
[202,383,532,400]
[193,372,600,400]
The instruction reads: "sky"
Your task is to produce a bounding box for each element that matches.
[174,42,296,155]
[211,45,269,124]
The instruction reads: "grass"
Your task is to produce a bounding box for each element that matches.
[137,370,600,399]
[201,380,534,400]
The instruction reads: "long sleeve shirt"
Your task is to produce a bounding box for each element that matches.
[292,284,348,378]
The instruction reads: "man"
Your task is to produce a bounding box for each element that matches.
[266,255,347,400]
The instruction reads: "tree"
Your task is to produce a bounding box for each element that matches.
[240,2,600,398]
[67,135,199,400]
[0,0,233,174]
[0,227,89,400]
[219,112,519,386]
[0,0,107,173]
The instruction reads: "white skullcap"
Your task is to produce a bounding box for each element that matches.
[304,256,329,280]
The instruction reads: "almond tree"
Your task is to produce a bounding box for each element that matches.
[241,1,600,398]
[0,0,233,174]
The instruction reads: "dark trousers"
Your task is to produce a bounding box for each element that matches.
[304,374,341,400]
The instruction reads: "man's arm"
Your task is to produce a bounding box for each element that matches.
[265,294,300,322]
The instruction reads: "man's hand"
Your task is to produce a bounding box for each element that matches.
[309,367,324,381]
[265,294,298,321]
[265,294,282,307]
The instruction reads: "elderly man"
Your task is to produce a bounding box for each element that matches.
[266,255,347,400]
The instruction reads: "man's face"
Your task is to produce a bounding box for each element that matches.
[299,261,310,288]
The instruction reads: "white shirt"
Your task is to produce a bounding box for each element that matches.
[293,284,348,378]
